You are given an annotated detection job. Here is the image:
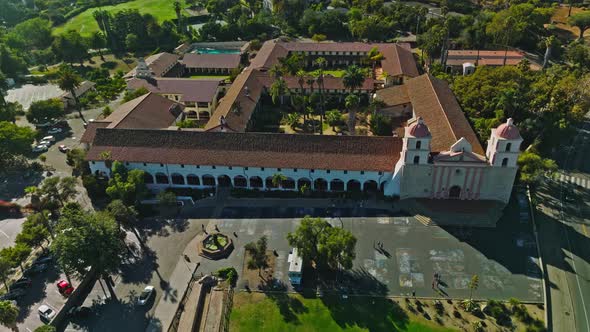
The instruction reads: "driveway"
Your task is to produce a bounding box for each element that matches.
[0,217,26,250]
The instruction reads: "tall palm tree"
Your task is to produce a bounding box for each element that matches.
[270,78,288,105]
[269,64,284,80]
[542,36,555,69]
[367,47,383,77]
[343,65,366,93]
[174,1,183,34]
[57,65,86,123]
[313,57,327,134]
[345,94,360,135]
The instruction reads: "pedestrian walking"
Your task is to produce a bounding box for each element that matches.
[233,231,238,237]
[215,225,219,232]
[184,254,190,262]
[412,290,416,298]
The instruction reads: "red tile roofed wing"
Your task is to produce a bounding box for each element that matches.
[257,75,375,91]
[124,52,180,78]
[378,44,419,78]
[446,50,525,67]
[406,75,484,155]
[80,121,110,144]
[87,129,402,172]
[182,53,241,69]
[375,84,410,106]
[249,41,288,69]
[205,69,265,131]
[126,78,221,103]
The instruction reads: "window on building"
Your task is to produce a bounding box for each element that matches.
[143,163,147,166]
[378,172,383,175]
[416,141,421,149]
[212,166,216,169]
[229,166,232,170]
[278,168,281,171]
[160,163,164,167]
[360,171,365,175]
[125,162,129,166]
[506,143,512,152]
[311,169,315,173]
[261,167,265,171]
[293,168,297,172]
[91,161,95,165]
[502,158,508,167]
[180,164,184,168]
[344,170,348,174]
[413,156,420,164]
[326,170,330,174]
[245,167,248,170]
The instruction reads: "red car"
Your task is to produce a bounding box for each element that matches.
[57,280,74,296]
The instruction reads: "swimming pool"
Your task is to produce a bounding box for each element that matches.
[192,48,241,55]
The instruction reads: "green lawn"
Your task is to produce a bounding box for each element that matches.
[305,69,346,78]
[189,75,230,80]
[53,0,177,37]
[230,292,458,332]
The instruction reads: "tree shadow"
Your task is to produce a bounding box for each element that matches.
[16,262,62,322]
[118,246,160,285]
[321,295,409,331]
[262,279,308,324]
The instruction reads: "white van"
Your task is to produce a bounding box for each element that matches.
[287,248,303,286]
[42,135,56,142]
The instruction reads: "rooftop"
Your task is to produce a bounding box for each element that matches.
[86,129,402,172]
[182,53,241,69]
[446,50,525,66]
[126,78,221,103]
[124,52,180,78]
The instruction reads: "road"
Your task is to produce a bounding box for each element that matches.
[536,115,590,332]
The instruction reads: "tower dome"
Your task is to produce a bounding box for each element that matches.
[408,117,430,137]
[496,118,520,139]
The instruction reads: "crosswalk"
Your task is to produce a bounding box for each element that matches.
[557,173,590,189]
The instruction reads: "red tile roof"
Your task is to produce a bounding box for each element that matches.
[124,52,180,78]
[374,74,484,155]
[182,53,241,69]
[446,50,525,67]
[126,78,221,103]
[80,93,184,143]
[87,129,402,172]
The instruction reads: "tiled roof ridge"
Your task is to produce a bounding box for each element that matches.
[424,74,458,143]
[110,92,153,127]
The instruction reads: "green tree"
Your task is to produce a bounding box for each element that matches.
[345,94,360,135]
[517,150,557,186]
[16,219,50,250]
[0,300,18,331]
[0,101,22,123]
[0,258,10,289]
[1,243,31,273]
[285,112,300,130]
[287,216,356,270]
[38,176,78,208]
[244,236,269,277]
[34,326,57,332]
[367,46,383,73]
[325,110,342,131]
[6,18,53,50]
[313,57,327,134]
[106,199,138,228]
[52,30,90,65]
[343,65,366,93]
[105,162,147,205]
[157,191,178,216]
[66,148,88,175]
[27,99,64,124]
[370,114,393,136]
[123,87,149,102]
[51,209,124,300]
[0,121,36,165]
[174,1,183,34]
[90,31,107,61]
[125,33,140,53]
[270,78,288,105]
[568,11,590,41]
[311,33,327,43]
[57,65,86,122]
[565,42,590,68]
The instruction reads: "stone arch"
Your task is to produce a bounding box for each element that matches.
[282,177,295,189]
[250,176,263,188]
[363,180,378,192]
[347,179,361,192]
[265,176,276,189]
[202,174,216,186]
[155,173,169,184]
[314,178,328,191]
[218,175,231,187]
[502,158,508,167]
[234,175,247,187]
[186,174,200,185]
[330,179,345,191]
[449,185,461,199]
[144,172,154,184]
[297,178,311,190]
[171,173,185,185]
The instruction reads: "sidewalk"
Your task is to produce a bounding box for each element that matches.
[147,234,204,332]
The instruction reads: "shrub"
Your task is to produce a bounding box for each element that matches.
[217,267,238,286]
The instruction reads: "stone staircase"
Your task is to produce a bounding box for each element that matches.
[401,198,504,227]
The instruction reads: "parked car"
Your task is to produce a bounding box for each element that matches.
[38,305,56,321]
[32,144,48,152]
[39,140,52,147]
[34,255,53,265]
[42,135,56,142]
[24,263,48,275]
[57,280,75,296]
[0,288,26,300]
[9,278,32,291]
[58,144,69,153]
[67,306,92,318]
[137,285,155,305]
[47,127,62,134]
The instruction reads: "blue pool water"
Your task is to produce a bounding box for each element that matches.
[193,48,240,54]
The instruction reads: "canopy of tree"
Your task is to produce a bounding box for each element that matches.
[27,99,64,124]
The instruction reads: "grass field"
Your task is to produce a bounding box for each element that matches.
[550,6,588,41]
[53,0,177,37]
[189,75,230,80]
[229,292,458,332]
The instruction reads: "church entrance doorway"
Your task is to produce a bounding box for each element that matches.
[449,186,461,199]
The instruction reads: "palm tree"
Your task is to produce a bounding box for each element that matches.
[271,173,287,188]
[57,65,86,123]
[343,65,366,93]
[367,47,383,76]
[296,70,306,96]
[313,57,327,134]
[174,1,183,34]
[345,94,360,135]
[270,78,287,105]
[285,113,300,130]
[269,64,284,80]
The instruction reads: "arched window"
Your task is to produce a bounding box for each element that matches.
[187,174,200,185]
[413,156,420,164]
[330,179,345,191]
[234,175,247,188]
[250,176,263,188]
[347,180,361,192]
[505,142,511,152]
[416,140,421,150]
[502,158,509,167]
[171,173,185,185]
[202,175,216,186]
[144,172,154,184]
[155,173,169,184]
[314,178,328,191]
[449,185,461,198]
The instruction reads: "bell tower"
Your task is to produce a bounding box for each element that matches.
[486,118,523,168]
[401,117,431,165]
